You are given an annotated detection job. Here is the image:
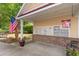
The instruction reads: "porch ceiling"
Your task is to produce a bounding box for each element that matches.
[19,3,79,21]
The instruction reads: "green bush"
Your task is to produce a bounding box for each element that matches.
[66,49,79,56]
[0,28,9,33]
[23,23,33,34]
[0,29,4,32]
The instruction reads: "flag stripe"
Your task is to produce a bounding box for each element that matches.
[9,17,17,33]
[12,21,17,31]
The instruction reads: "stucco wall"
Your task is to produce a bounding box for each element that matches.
[33,16,78,38]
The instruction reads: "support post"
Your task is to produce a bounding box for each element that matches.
[77,6,79,38]
[19,19,25,47]
[20,19,23,40]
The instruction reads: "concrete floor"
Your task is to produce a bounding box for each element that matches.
[0,41,66,56]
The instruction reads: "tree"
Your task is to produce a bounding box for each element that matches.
[0,3,22,32]
[0,3,33,34]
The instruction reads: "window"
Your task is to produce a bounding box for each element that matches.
[53,26,69,37]
[53,26,60,36]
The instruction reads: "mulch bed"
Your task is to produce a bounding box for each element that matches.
[0,37,33,44]
[0,38,18,43]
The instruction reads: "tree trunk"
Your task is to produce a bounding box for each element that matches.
[15,20,19,41]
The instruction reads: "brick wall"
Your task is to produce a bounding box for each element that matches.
[32,34,79,47]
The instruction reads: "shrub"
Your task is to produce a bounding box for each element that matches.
[66,49,79,56]
[0,29,4,32]
[23,24,33,33]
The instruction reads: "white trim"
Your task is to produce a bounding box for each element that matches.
[77,12,79,38]
[16,3,26,18]
[20,19,23,40]
[22,3,49,15]
[16,3,49,18]
[16,3,62,19]
[16,3,49,19]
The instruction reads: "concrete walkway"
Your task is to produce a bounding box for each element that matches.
[0,41,66,56]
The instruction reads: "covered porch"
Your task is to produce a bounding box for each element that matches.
[16,3,79,48]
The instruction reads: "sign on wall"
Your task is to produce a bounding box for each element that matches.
[62,19,71,28]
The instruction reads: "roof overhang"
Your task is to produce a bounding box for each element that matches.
[16,3,79,21]
[16,3,62,19]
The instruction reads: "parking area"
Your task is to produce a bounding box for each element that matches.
[0,41,66,56]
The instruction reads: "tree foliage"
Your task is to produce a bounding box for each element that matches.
[0,3,22,31]
[23,21,33,33]
[0,3,33,33]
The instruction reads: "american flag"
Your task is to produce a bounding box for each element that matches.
[9,16,17,33]
[62,20,71,28]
